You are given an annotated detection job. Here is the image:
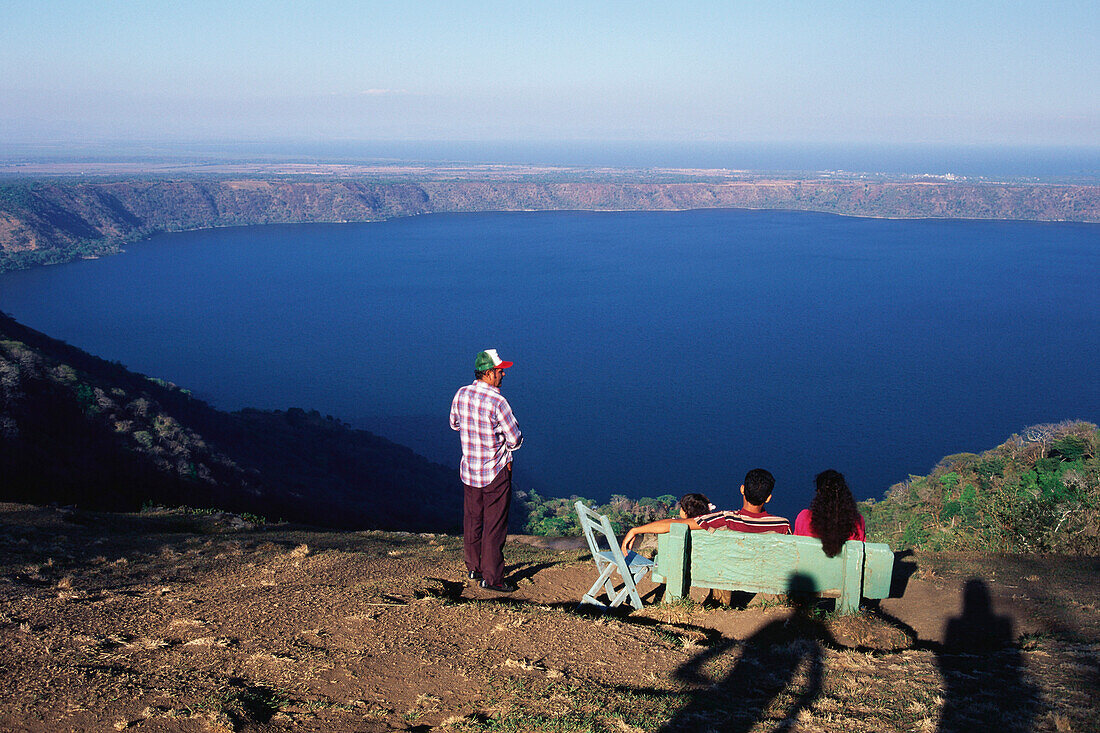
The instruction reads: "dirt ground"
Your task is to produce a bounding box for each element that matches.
[1,503,1097,732]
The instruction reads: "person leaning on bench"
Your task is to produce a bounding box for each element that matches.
[619,492,714,556]
[620,468,791,557]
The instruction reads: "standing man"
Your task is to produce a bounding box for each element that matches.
[450,349,523,593]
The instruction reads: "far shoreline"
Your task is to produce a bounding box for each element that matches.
[2,172,1098,274]
[27,204,1100,272]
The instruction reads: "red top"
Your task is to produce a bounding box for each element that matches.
[793,509,866,541]
[697,508,791,535]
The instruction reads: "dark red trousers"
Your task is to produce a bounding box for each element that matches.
[463,466,512,586]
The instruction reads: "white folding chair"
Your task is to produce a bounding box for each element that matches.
[574,501,654,610]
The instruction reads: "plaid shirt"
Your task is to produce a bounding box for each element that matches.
[450,380,523,488]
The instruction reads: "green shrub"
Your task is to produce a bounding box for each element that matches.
[520,491,678,536]
[530,516,572,536]
[865,421,1099,554]
[899,516,929,549]
[74,383,99,415]
[1052,435,1091,461]
[975,456,1006,478]
[959,484,978,521]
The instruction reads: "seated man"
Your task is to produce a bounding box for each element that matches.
[694,468,791,535]
[619,469,790,555]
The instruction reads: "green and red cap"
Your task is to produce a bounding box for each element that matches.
[475,349,513,372]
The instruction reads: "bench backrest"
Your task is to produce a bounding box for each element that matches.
[656,523,893,612]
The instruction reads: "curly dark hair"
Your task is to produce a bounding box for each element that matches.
[678,493,711,518]
[809,470,861,557]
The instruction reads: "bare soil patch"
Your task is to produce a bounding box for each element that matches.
[1,503,1097,732]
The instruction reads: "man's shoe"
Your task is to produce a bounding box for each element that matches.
[479,580,516,593]
[467,571,482,581]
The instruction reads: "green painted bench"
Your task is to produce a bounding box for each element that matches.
[651,523,894,614]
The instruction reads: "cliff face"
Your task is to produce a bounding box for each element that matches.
[0,179,435,267]
[2,178,1098,271]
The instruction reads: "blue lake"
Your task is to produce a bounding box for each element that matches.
[1,209,1097,520]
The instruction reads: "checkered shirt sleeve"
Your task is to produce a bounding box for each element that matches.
[449,381,523,488]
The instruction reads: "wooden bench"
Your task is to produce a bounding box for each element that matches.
[650,523,894,614]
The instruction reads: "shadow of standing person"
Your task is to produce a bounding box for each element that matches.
[658,574,836,733]
[935,578,1038,732]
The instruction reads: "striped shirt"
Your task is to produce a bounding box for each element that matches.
[449,380,523,488]
[696,508,792,534]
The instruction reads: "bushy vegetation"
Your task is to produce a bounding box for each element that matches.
[519,491,680,536]
[518,422,1100,555]
[0,240,123,273]
[862,421,1099,554]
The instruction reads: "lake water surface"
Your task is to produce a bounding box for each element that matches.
[1,209,1097,519]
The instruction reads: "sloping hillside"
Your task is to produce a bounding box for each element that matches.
[863,421,1100,554]
[0,311,462,531]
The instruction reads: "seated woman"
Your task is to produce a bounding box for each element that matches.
[620,493,713,555]
[793,469,866,557]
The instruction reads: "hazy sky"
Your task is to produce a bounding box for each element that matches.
[2,1,1097,147]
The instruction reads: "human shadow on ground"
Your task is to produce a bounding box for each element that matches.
[435,560,1055,731]
[934,578,1039,733]
[889,549,920,599]
[648,573,836,733]
[505,560,563,584]
[420,576,731,649]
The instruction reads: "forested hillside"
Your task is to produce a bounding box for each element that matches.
[0,311,462,531]
[862,421,1099,554]
[2,177,1098,271]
